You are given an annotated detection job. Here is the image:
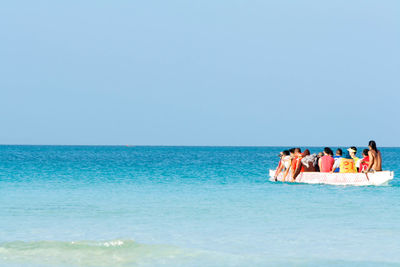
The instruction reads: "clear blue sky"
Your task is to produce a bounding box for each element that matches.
[1,1,399,146]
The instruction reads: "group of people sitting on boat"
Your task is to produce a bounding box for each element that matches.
[274,140,382,182]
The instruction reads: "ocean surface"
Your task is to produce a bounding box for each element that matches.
[0,146,399,267]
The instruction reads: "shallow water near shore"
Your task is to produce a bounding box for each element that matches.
[1,146,400,266]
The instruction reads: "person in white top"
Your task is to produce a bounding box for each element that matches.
[274,150,291,181]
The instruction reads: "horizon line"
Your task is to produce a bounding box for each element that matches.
[0,144,397,148]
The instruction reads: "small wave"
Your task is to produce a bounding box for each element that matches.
[0,239,203,266]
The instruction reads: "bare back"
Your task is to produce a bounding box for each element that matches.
[375,150,382,171]
[368,150,382,171]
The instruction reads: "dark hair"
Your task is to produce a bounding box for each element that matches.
[369,140,377,151]
[362,149,369,156]
[295,148,302,153]
[324,147,331,154]
[282,150,290,156]
[289,148,295,154]
[351,146,357,153]
[336,148,342,156]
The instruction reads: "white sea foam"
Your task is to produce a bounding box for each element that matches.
[0,239,196,266]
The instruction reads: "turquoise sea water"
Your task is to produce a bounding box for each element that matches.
[1,146,400,267]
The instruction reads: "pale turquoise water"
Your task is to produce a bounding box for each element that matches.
[1,146,400,266]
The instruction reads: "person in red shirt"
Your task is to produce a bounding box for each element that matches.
[319,147,335,172]
[291,148,303,181]
[359,149,370,173]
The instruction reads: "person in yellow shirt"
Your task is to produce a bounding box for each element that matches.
[347,147,360,172]
[331,151,356,173]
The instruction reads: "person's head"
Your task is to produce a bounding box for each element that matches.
[336,148,343,156]
[362,149,369,157]
[343,151,352,159]
[289,148,295,156]
[302,149,310,157]
[324,147,331,156]
[369,140,377,151]
[282,150,290,156]
[294,148,302,155]
[317,152,324,158]
[347,147,357,158]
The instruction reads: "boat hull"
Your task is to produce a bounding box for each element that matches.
[269,170,394,186]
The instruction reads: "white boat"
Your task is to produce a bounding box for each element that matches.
[269,170,394,186]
